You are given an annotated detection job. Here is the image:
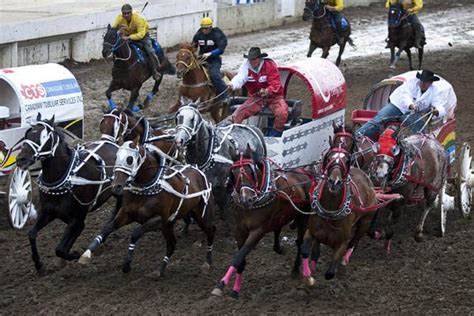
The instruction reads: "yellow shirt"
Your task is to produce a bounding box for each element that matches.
[385,0,423,14]
[324,0,344,12]
[112,11,150,41]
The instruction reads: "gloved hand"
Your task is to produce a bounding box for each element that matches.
[431,107,439,116]
[259,88,269,98]
[202,52,212,60]
[227,83,234,92]
[409,103,418,112]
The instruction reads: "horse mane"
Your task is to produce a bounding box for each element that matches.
[179,42,197,54]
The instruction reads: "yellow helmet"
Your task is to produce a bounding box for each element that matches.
[200,17,213,28]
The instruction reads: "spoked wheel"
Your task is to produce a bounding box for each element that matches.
[437,181,453,237]
[6,167,36,230]
[457,143,473,219]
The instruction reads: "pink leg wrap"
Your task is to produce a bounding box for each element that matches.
[232,273,242,293]
[374,230,381,240]
[221,266,236,285]
[303,258,312,278]
[311,260,317,272]
[342,247,354,265]
[385,240,392,256]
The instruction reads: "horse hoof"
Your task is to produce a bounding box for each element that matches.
[122,262,132,273]
[389,64,396,70]
[36,265,47,277]
[304,276,315,288]
[230,291,239,299]
[201,262,211,272]
[325,272,335,280]
[211,287,223,297]
[273,246,284,255]
[414,232,423,242]
[56,257,67,268]
[341,258,348,266]
[78,250,92,265]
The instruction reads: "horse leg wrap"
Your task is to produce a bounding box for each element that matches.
[221,266,236,286]
[374,230,382,240]
[145,92,155,103]
[384,240,392,256]
[232,273,243,293]
[342,247,354,265]
[303,258,312,278]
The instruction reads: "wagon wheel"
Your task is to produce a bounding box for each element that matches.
[6,166,36,230]
[457,143,473,219]
[437,181,452,237]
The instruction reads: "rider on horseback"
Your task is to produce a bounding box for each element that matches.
[192,17,230,105]
[356,70,456,141]
[227,47,289,137]
[112,4,162,80]
[323,0,348,43]
[385,0,426,49]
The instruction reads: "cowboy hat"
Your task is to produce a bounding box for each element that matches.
[243,47,268,59]
[416,70,440,82]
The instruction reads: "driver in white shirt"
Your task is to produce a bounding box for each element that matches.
[356,70,456,140]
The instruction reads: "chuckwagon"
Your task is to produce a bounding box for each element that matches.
[230,57,347,169]
[351,71,472,235]
[0,63,84,229]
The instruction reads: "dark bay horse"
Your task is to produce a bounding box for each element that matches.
[99,107,177,163]
[16,114,120,275]
[79,138,215,275]
[102,25,173,112]
[211,145,317,298]
[301,144,379,287]
[302,0,354,66]
[386,4,424,70]
[167,43,235,123]
[174,103,267,219]
[369,127,447,241]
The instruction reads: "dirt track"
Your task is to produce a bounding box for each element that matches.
[1,2,474,314]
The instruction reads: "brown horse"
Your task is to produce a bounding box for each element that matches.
[211,145,317,298]
[387,4,424,70]
[369,127,447,241]
[102,25,174,112]
[301,144,379,287]
[79,138,215,275]
[302,0,355,66]
[167,42,233,122]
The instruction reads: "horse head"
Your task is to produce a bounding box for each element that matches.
[369,126,401,188]
[175,43,200,79]
[331,122,355,153]
[174,99,203,149]
[102,25,120,58]
[112,137,145,195]
[17,113,60,169]
[388,4,407,28]
[322,146,351,194]
[230,144,265,208]
[303,0,325,21]
[100,107,130,143]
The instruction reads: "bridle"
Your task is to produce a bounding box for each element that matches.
[23,121,60,160]
[175,105,204,144]
[104,30,132,61]
[304,0,327,19]
[175,48,203,77]
[100,110,130,142]
[113,142,146,179]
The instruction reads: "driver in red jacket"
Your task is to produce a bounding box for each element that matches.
[228,47,289,137]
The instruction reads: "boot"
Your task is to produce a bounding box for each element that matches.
[149,53,162,80]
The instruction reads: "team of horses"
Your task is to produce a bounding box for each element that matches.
[13,2,437,297]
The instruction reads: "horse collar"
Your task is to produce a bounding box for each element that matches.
[37,149,78,195]
[311,174,352,220]
[127,155,167,195]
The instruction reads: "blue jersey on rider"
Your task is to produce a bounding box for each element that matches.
[356,70,455,141]
[192,17,229,104]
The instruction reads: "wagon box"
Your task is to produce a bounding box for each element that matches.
[0,63,84,229]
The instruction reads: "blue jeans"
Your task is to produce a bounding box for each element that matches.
[356,103,426,140]
[208,59,228,100]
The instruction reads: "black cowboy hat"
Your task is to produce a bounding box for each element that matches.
[243,47,268,59]
[416,70,440,82]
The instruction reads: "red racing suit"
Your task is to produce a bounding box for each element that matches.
[229,58,288,131]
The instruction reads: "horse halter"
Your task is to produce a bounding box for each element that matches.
[23,121,60,160]
[100,110,129,142]
[333,130,355,152]
[175,105,204,144]
[322,147,351,179]
[104,30,132,61]
[175,48,201,76]
[114,141,146,179]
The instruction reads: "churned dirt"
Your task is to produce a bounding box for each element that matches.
[1,1,473,314]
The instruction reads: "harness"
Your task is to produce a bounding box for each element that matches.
[176,48,210,87]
